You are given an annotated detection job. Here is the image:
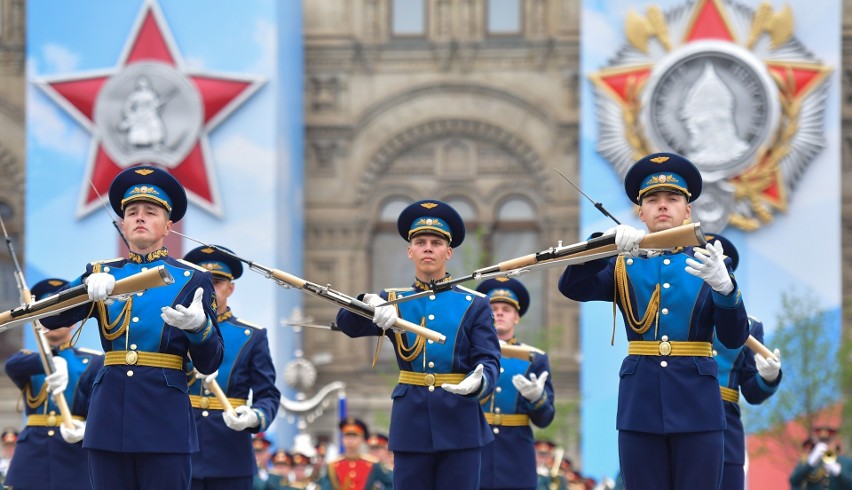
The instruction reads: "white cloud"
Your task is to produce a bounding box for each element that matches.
[27,84,90,157]
[250,18,277,74]
[41,43,80,73]
[213,132,276,190]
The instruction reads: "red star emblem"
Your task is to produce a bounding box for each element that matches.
[34,0,264,218]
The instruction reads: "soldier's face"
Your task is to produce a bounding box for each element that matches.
[121,202,172,249]
[342,433,363,454]
[212,278,234,314]
[638,191,691,233]
[407,234,452,280]
[491,302,519,340]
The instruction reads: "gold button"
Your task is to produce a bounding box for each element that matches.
[47,415,57,427]
[104,267,111,273]
[663,259,671,265]
[428,386,435,392]
[82,359,89,364]
[424,373,436,387]
[202,410,209,417]
[244,329,251,336]
[428,314,435,320]
[626,258,633,265]
[661,361,668,368]
[130,344,137,350]
[184,271,191,277]
[127,370,134,377]
[496,387,502,393]
[712,350,718,357]
[125,351,139,365]
[428,362,435,368]
[200,397,210,409]
[495,408,501,414]
[493,427,500,435]
[48,430,55,436]
[658,341,672,356]
[141,267,148,272]
[493,413,503,425]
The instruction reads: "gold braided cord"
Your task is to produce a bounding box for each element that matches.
[25,382,48,409]
[614,256,660,335]
[385,290,425,362]
[98,297,133,341]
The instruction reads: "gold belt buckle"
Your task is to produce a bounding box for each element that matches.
[493,413,503,425]
[424,373,436,387]
[125,350,139,365]
[199,397,210,409]
[47,411,57,427]
[658,341,672,356]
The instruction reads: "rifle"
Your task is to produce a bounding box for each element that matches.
[283,318,537,361]
[383,222,707,306]
[557,170,778,361]
[170,231,446,344]
[0,266,175,333]
[0,215,74,429]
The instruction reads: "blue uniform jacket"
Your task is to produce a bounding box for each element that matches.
[189,309,280,479]
[714,316,781,466]
[335,284,501,453]
[4,345,104,489]
[480,339,554,489]
[558,247,749,434]
[40,250,223,453]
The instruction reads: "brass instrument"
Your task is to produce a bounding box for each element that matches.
[823,448,837,465]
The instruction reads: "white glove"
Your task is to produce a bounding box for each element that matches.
[196,370,218,389]
[441,364,484,396]
[46,357,68,395]
[754,349,781,383]
[826,460,842,477]
[60,419,85,444]
[363,293,400,332]
[685,240,734,295]
[160,288,207,333]
[512,371,549,402]
[808,442,828,466]
[605,224,645,257]
[223,405,260,431]
[85,273,115,302]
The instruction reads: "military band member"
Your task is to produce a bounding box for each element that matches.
[557,153,749,490]
[534,440,567,490]
[707,235,782,490]
[790,429,852,489]
[318,418,392,490]
[3,279,104,490]
[335,200,501,490]
[270,451,318,490]
[253,433,274,489]
[184,245,281,490]
[366,432,393,473]
[0,429,16,484]
[476,277,555,490]
[40,165,224,489]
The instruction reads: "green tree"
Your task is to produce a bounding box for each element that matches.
[743,287,838,465]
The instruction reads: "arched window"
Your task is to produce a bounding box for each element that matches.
[491,196,544,338]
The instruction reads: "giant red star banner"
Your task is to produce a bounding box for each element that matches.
[34,0,265,218]
[588,0,832,232]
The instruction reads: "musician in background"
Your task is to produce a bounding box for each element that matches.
[534,440,567,490]
[558,153,749,490]
[790,427,852,489]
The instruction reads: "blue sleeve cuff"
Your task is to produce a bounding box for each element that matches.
[711,284,741,309]
[184,318,213,344]
[756,371,781,393]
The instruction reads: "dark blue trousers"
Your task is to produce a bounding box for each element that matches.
[88,449,191,490]
[394,447,482,489]
[191,476,253,490]
[619,430,724,490]
[720,462,744,490]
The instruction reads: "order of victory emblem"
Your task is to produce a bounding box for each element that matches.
[589,0,832,232]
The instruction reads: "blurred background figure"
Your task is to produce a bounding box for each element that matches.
[0,428,18,484]
[253,433,273,490]
[535,440,567,490]
[789,427,852,489]
[367,432,394,473]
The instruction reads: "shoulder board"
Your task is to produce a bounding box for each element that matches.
[747,314,762,324]
[383,287,414,293]
[19,349,32,355]
[90,257,123,266]
[455,285,486,298]
[175,258,209,273]
[76,347,104,356]
[234,318,265,330]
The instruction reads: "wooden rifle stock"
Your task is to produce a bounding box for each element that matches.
[206,378,235,416]
[0,266,175,333]
[264,268,447,344]
[744,335,777,361]
[501,344,537,361]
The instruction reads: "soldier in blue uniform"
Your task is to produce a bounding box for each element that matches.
[183,244,281,490]
[557,153,749,490]
[4,278,105,489]
[335,200,501,490]
[706,234,782,490]
[476,277,555,490]
[41,165,224,490]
